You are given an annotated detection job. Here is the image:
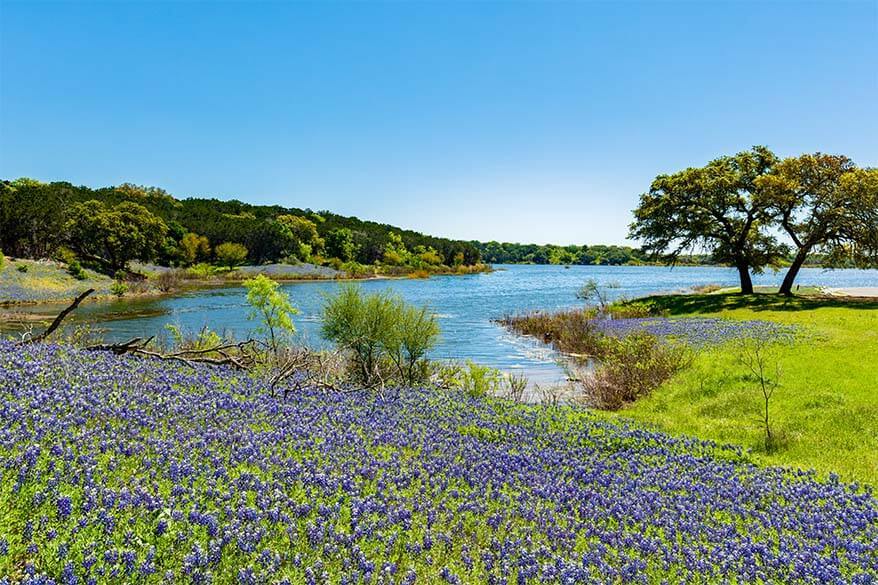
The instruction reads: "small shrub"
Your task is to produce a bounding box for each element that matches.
[155,270,183,292]
[110,280,128,297]
[576,278,620,309]
[579,332,691,410]
[0,250,5,270]
[409,269,430,279]
[438,361,504,398]
[16,263,28,273]
[503,372,529,402]
[244,274,298,354]
[67,260,86,280]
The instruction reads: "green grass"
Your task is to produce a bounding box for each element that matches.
[607,292,878,485]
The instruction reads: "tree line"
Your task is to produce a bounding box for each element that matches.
[473,241,715,266]
[630,147,878,295]
[0,179,484,274]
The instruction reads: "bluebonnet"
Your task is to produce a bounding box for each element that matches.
[0,341,874,583]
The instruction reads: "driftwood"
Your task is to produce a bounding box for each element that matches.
[18,288,95,344]
[86,337,258,370]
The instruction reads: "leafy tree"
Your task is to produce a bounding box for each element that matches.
[215,242,248,269]
[277,214,324,260]
[325,228,357,262]
[630,146,783,294]
[758,154,878,295]
[382,233,411,266]
[179,233,211,265]
[66,200,168,273]
[244,274,298,354]
[321,284,439,386]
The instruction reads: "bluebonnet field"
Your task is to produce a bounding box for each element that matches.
[596,317,799,347]
[1,341,876,584]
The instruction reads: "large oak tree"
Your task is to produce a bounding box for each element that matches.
[629,146,784,294]
[758,154,878,295]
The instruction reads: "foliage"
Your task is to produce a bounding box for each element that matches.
[66,199,169,274]
[475,241,654,266]
[16,263,28,273]
[1,342,876,583]
[630,146,785,294]
[214,242,248,269]
[179,232,211,265]
[243,275,298,354]
[324,227,357,262]
[758,154,878,295]
[110,280,128,297]
[0,249,4,270]
[579,332,691,410]
[321,285,439,386]
[276,214,324,261]
[437,361,505,398]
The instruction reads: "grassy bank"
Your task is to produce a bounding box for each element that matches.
[607,293,878,485]
[0,257,113,305]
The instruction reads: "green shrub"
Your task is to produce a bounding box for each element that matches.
[110,280,128,297]
[243,274,298,354]
[321,284,439,386]
[0,249,4,270]
[16,263,28,273]
[437,361,504,398]
[67,260,86,280]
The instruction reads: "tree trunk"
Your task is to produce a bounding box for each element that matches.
[736,261,754,294]
[778,249,808,297]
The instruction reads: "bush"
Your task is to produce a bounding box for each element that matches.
[322,285,439,386]
[437,361,504,398]
[579,332,691,410]
[16,263,28,273]
[0,249,4,270]
[154,270,183,292]
[110,280,128,297]
[67,260,86,280]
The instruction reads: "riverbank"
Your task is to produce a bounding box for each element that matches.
[601,293,878,485]
[0,256,493,307]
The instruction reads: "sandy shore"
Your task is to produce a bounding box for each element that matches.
[824,287,878,298]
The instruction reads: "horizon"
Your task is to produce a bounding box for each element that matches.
[2,1,877,246]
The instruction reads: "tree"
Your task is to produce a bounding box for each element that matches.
[244,274,298,354]
[630,146,783,294]
[179,233,211,265]
[758,154,878,295]
[66,200,168,273]
[325,228,357,262]
[215,242,249,269]
[277,214,324,260]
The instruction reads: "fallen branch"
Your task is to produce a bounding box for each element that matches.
[19,289,95,344]
[87,338,258,370]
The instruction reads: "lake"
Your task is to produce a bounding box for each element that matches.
[8,264,878,385]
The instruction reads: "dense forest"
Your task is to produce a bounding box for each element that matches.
[0,179,482,274]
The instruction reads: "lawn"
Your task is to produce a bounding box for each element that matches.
[1,342,875,583]
[610,293,878,486]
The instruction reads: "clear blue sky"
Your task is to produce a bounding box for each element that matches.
[1,1,876,245]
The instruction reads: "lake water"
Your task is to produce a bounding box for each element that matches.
[8,265,878,385]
